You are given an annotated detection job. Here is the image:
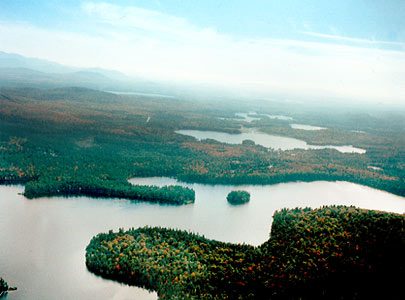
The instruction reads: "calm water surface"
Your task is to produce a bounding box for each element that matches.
[1,180,403,300]
[176,129,366,153]
[259,114,293,121]
[234,112,261,122]
[290,124,326,130]
[107,91,175,98]
[233,112,293,122]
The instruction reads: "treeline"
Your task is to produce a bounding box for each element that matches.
[24,178,195,205]
[86,206,405,299]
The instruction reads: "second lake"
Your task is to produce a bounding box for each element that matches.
[175,129,366,153]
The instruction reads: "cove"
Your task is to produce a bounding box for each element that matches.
[0,179,403,300]
[176,128,366,153]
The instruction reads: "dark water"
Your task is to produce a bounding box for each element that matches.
[0,180,403,299]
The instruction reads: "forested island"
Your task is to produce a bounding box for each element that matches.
[1,87,404,201]
[24,179,194,205]
[86,206,404,299]
[227,190,250,205]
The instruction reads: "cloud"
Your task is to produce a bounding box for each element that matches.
[0,2,404,105]
[82,2,219,42]
[302,31,405,47]
[83,2,186,34]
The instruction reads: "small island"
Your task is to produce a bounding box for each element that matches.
[227,190,250,205]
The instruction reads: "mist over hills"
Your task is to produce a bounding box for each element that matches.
[0,53,249,109]
[0,51,173,95]
[0,50,404,114]
[0,51,77,73]
[0,51,246,103]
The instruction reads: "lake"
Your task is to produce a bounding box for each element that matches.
[107,91,175,98]
[234,112,293,122]
[290,124,327,130]
[258,113,293,121]
[1,179,403,299]
[176,129,366,153]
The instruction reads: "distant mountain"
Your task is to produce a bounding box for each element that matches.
[0,51,78,73]
[0,51,166,92]
[83,67,132,81]
[0,51,245,101]
[0,51,136,79]
[0,67,122,90]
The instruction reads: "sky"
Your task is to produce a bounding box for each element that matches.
[0,0,404,104]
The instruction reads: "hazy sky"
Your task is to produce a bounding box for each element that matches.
[0,1,404,104]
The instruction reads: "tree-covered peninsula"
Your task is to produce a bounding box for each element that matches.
[227,190,250,205]
[86,206,404,299]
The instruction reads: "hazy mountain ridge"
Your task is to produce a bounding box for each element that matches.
[1,51,404,113]
[0,51,78,73]
[0,51,170,94]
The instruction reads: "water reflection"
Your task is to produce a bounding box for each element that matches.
[0,180,403,299]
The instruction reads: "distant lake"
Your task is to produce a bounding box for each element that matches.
[290,124,327,130]
[176,128,366,153]
[260,114,293,121]
[234,112,261,122]
[219,112,293,123]
[1,179,403,299]
[234,112,293,122]
[107,91,175,98]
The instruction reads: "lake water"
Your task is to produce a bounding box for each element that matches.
[261,114,293,121]
[107,91,175,98]
[233,112,293,122]
[234,112,261,122]
[290,124,327,130]
[219,112,293,123]
[0,179,404,300]
[176,129,366,153]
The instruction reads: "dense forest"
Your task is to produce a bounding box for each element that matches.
[0,87,404,201]
[86,206,405,299]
